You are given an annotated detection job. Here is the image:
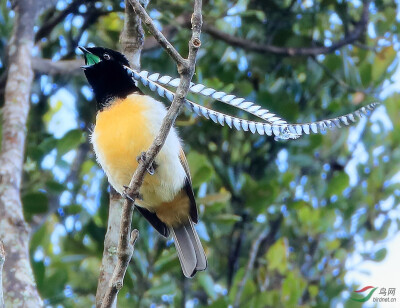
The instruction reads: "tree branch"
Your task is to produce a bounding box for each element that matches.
[99,1,202,307]
[34,0,86,43]
[201,0,369,56]
[119,0,147,71]
[96,0,147,306]
[96,188,126,308]
[0,241,5,308]
[0,0,44,306]
[129,0,186,68]
[233,228,269,308]
[32,58,84,76]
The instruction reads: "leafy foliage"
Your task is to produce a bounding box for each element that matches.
[1,0,399,307]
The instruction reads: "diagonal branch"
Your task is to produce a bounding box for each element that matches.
[99,1,203,307]
[0,241,4,308]
[0,0,44,306]
[233,228,269,308]
[201,0,369,56]
[129,0,186,67]
[35,0,86,43]
[96,0,147,306]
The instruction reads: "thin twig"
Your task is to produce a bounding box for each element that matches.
[99,1,203,307]
[200,0,369,56]
[119,0,147,71]
[96,1,147,305]
[0,241,5,308]
[0,0,44,305]
[35,0,86,43]
[128,0,186,68]
[233,228,270,308]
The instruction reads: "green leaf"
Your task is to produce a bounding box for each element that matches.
[198,272,217,300]
[145,281,175,297]
[372,46,397,81]
[326,172,349,196]
[373,248,387,262]
[57,129,85,157]
[22,192,49,216]
[266,238,288,274]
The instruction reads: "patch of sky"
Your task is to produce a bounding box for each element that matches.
[324,38,332,47]
[195,221,210,241]
[329,12,343,27]
[256,214,266,223]
[276,149,288,172]
[227,1,246,16]
[374,214,386,230]
[302,0,314,9]
[334,212,343,229]
[50,223,67,255]
[224,15,241,29]
[75,221,82,232]
[64,14,72,32]
[65,216,75,232]
[77,31,89,47]
[33,246,45,262]
[56,0,67,11]
[368,23,377,39]
[149,9,161,19]
[78,4,87,13]
[41,149,56,170]
[46,88,78,138]
[72,15,84,28]
[238,55,248,71]
[60,191,72,206]
[64,285,73,298]
[295,185,304,200]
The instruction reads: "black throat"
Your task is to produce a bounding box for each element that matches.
[84,62,140,111]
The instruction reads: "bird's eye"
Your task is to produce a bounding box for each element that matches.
[103,53,111,60]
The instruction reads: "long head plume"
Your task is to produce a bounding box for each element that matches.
[123,67,379,140]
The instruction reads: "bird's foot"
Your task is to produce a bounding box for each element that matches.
[122,186,142,202]
[137,152,157,175]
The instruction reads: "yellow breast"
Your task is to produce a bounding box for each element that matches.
[91,94,187,208]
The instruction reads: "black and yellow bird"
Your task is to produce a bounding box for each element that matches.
[79,46,207,277]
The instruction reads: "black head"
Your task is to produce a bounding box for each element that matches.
[79,46,140,110]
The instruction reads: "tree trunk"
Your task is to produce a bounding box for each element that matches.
[96,188,124,308]
[0,0,43,306]
[95,1,146,306]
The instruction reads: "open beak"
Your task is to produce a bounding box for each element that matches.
[78,46,101,69]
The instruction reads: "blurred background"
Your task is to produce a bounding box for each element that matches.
[1,0,399,307]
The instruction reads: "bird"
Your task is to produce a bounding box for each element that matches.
[79,46,207,278]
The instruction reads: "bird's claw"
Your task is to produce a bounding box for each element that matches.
[123,186,142,201]
[137,152,157,175]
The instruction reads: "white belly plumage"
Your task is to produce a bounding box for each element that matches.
[90,94,187,209]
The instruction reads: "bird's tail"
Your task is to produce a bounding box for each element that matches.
[170,219,207,278]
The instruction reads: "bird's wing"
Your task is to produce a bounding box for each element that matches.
[179,148,198,223]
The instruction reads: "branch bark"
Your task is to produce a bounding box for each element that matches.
[95,1,148,307]
[0,0,43,307]
[0,241,5,308]
[34,0,86,43]
[96,188,125,308]
[233,215,283,308]
[233,228,269,308]
[99,0,203,307]
[199,0,369,56]
[32,58,84,76]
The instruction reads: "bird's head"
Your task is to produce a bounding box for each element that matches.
[79,46,130,69]
[79,46,139,110]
